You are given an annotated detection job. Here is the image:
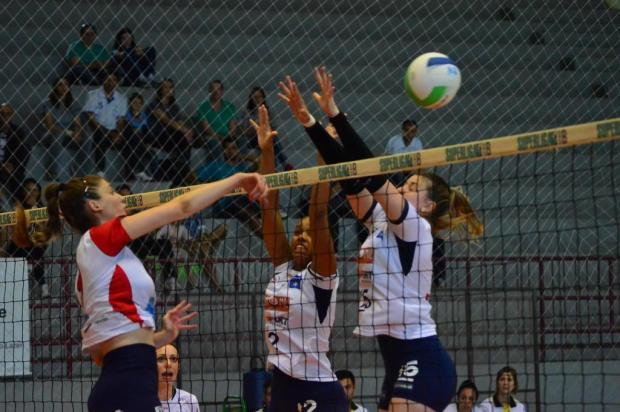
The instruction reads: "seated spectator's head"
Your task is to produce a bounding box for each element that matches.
[156,79,176,103]
[49,78,73,108]
[456,379,479,412]
[336,370,357,402]
[402,119,418,139]
[114,27,136,50]
[247,86,267,112]
[102,70,120,92]
[128,92,144,115]
[494,366,518,397]
[0,103,15,126]
[19,178,42,208]
[79,23,97,46]
[209,80,224,101]
[222,138,240,163]
[156,344,180,387]
[116,184,132,197]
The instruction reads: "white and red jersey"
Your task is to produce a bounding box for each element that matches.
[354,200,436,340]
[264,262,339,382]
[75,217,156,353]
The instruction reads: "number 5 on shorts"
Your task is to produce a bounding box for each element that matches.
[397,360,419,383]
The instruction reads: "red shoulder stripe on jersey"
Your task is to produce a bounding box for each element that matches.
[109,265,143,326]
[89,217,131,257]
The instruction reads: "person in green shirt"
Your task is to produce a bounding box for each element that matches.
[196,80,239,159]
[63,23,110,85]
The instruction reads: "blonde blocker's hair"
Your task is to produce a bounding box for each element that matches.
[420,172,484,238]
[28,176,103,246]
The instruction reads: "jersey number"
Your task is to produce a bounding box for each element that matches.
[267,332,279,350]
[358,288,372,311]
[298,400,317,412]
[397,360,419,383]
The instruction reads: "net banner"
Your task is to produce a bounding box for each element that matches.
[0,258,31,377]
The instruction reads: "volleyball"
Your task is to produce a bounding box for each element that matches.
[404,52,461,109]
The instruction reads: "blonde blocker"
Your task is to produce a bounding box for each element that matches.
[421,172,484,239]
[30,176,103,246]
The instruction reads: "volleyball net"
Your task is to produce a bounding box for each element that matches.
[1,0,619,411]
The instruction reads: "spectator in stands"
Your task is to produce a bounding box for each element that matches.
[63,23,110,85]
[116,183,132,197]
[0,103,29,201]
[111,27,157,87]
[336,370,368,412]
[384,119,423,185]
[385,119,422,155]
[443,380,482,412]
[479,367,525,412]
[156,344,200,411]
[196,80,238,158]
[83,70,128,177]
[40,77,83,182]
[239,86,293,171]
[123,92,153,181]
[195,138,261,236]
[0,186,11,213]
[146,79,193,182]
[5,178,49,298]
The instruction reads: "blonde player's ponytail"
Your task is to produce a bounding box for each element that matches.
[420,172,484,239]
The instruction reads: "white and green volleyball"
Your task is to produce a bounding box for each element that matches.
[404,52,461,110]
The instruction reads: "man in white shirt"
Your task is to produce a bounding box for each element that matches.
[157,344,200,412]
[83,70,127,176]
[384,119,423,185]
[384,119,422,156]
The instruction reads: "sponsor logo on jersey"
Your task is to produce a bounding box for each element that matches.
[264,296,291,312]
[288,275,302,289]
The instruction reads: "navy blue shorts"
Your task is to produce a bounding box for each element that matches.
[270,367,348,412]
[88,344,161,412]
[377,335,456,411]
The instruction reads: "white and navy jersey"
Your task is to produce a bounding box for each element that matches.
[353,200,436,339]
[479,396,525,412]
[161,388,201,412]
[264,262,339,382]
[75,217,156,353]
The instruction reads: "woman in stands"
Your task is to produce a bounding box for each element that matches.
[6,178,50,298]
[240,86,293,171]
[30,172,268,411]
[279,67,483,412]
[479,367,525,412]
[251,105,347,411]
[443,380,482,412]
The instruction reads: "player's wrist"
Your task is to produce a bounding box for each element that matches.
[302,113,316,128]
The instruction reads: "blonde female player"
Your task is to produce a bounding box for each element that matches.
[30,173,268,411]
[250,105,348,411]
[279,67,483,412]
